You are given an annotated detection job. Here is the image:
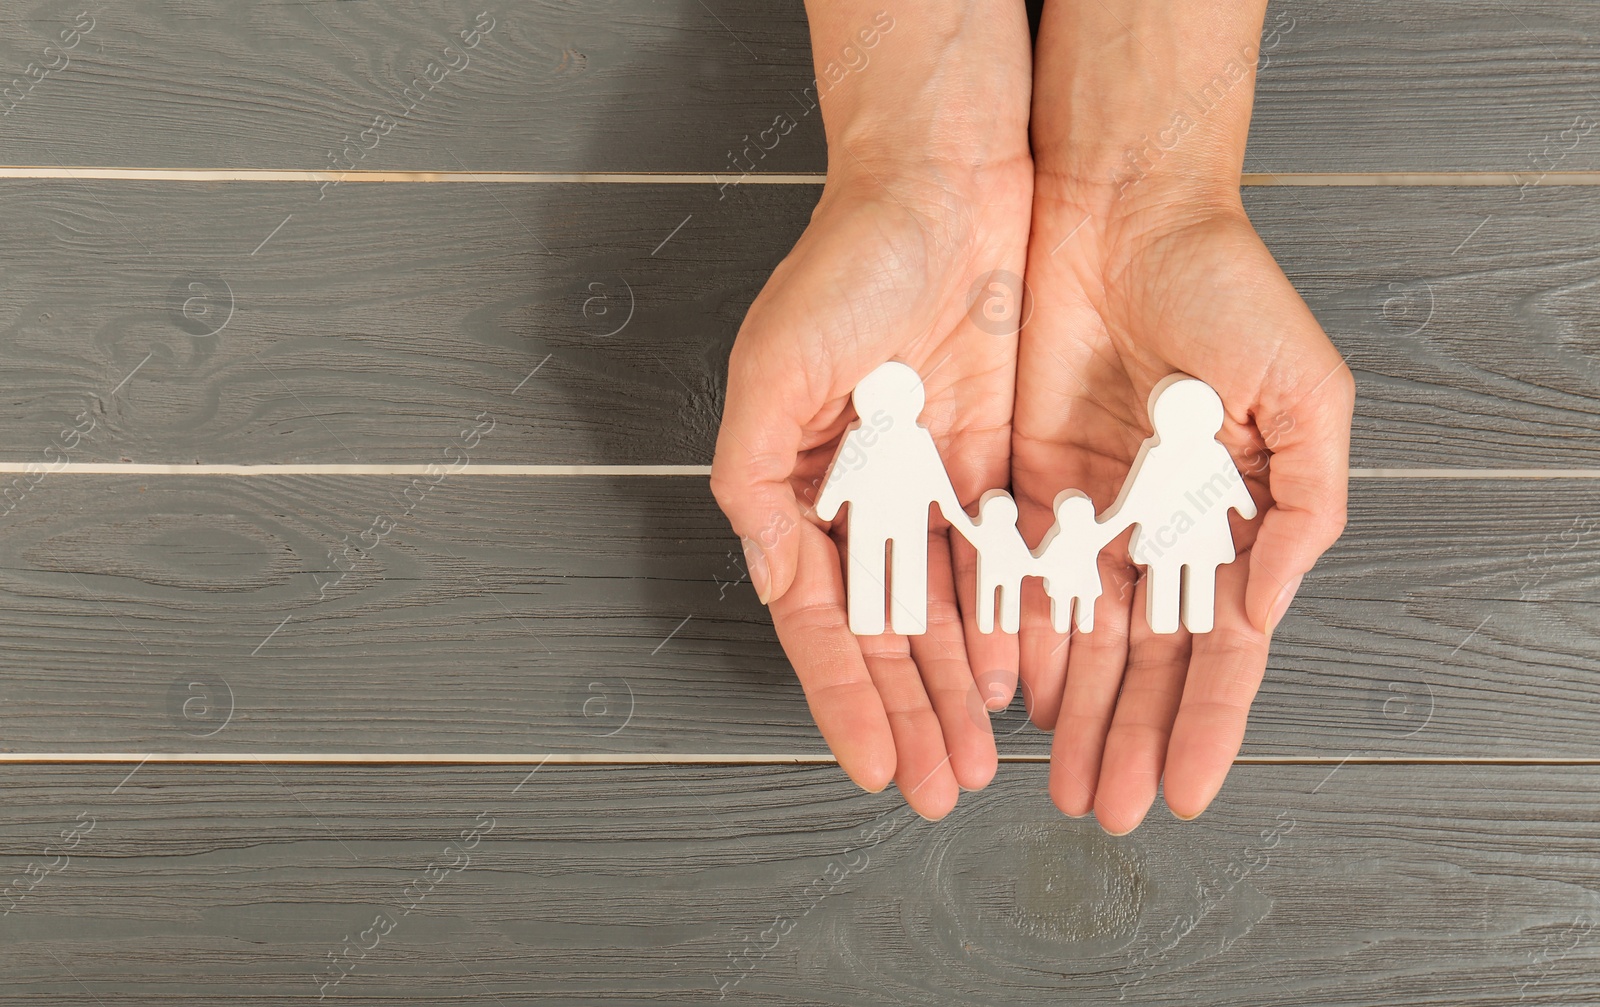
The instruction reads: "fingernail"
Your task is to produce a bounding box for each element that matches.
[741,537,771,604]
[1266,574,1304,633]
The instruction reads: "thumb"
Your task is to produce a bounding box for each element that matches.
[1244,349,1355,633]
[710,342,815,606]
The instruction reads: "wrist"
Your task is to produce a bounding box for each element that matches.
[1030,0,1266,221]
[804,2,1034,204]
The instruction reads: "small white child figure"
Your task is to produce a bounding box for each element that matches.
[964,490,1034,634]
[1033,491,1118,634]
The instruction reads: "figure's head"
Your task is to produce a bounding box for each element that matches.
[1150,376,1224,439]
[1052,491,1095,526]
[852,361,924,421]
[978,489,1018,525]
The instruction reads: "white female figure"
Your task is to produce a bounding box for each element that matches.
[1101,376,1257,634]
[815,361,968,635]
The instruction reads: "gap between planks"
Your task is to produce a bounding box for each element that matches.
[7,464,1600,479]
[0,754,1596,766]
[1,168,1600,186]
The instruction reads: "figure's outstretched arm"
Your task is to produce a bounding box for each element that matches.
[812,454,853,522]
[914,433,975,535]
[1091,482,1144,549]
[1091,508,1136,548]
[935,485,975,537]
[1227,468,1259,521]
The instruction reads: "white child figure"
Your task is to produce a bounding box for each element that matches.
[963,490,1034,634]
[1101,375,1258,634]
[1033,490,1118,634]
[815,361,968,635]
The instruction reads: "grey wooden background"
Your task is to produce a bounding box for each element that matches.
[0,1,1596,1003]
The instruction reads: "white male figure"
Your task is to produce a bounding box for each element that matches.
[1101,375,1258,634]
[815,361,968,635]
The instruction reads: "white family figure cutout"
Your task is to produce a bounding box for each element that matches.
[813,362,968,635]
[816,362,1257,637]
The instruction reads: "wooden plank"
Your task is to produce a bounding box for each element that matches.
[0,1,1596,173]
[2,180,1600,468]
[1264,186,1600,470]
[1244,0,1600,175]
[0,474,1593,758]
[0,762,1593,1003]
[0,474,804,754]
[0,179,812,467]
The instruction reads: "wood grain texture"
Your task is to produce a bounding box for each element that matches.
[2,181,1599,467]
[1269,185,1600,469]
[0,179,805,466]
[0,762,1594,1004]
[0,474,1592,758]
[1,1,1598,173]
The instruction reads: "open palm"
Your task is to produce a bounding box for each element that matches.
[1009,187,1354,833]
[711,159,1033,819]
